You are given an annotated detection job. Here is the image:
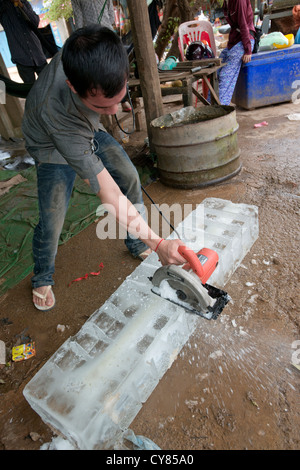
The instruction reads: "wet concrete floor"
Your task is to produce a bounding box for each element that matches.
[0,99,299,450]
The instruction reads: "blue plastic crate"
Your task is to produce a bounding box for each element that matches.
[232,44,300,109]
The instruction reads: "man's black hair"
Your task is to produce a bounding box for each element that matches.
[62,25,129,98]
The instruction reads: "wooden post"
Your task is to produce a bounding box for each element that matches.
[127,0,164,151]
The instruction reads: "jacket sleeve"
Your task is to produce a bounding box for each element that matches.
[108,0,115,25]
[71,0,84,29]
[236,0,252,55]
[21,0,40,28]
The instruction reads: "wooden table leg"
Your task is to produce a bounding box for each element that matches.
[203,74,221,105]
[182,77,193,107]
[131,96,143,131]
[210,71,220,104]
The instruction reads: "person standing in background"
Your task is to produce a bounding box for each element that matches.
[147,0,163,39]
[218,0,255,105]
[0,0,47,83]
[293,5,300,43]
[71,0,115,30]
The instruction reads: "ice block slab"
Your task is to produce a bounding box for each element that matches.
[23,198,258,449]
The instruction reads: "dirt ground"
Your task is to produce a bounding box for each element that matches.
[0,97,299,451]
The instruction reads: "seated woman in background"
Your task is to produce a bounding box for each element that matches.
[293,5,300,43]
[218,0,255,105]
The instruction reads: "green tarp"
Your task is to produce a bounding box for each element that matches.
[0,167,105,296]
[0,155,155,297]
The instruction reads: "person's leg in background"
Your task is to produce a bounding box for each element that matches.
[16,63,36,83]
[35,62,47,76]
[16,61,47,83]
[218,40,254,105]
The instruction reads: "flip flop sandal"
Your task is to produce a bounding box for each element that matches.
[32,286,56,311]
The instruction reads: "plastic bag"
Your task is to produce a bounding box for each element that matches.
[158,56,177,71]
[258,32,288,51]
[114,429,161,450]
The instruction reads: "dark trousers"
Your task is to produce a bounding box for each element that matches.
[16,62,47,84]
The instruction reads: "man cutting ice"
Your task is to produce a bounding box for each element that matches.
[22,25,187,312]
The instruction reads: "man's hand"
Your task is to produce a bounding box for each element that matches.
[153,238,188,266]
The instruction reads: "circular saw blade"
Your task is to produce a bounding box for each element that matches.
[151,265,216,313]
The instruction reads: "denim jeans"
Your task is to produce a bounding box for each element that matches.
[31,130,148,288]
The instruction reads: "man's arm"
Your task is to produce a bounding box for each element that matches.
[237,0,253,56]
[85,168,188,266]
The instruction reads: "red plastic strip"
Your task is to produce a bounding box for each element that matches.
[68,263,104,286]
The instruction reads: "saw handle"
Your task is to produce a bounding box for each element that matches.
[178,246,218,284]
[178,246,205,279]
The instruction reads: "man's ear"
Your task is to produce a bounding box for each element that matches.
[66,79,77,94]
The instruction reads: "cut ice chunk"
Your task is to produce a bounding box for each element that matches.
[101,283,153,321]
[81,412,122,450]
[136,334,155,354]
[93,312,116,331]
[129,262,157,286]
[53,342,89,372]
[23,198,258,450]
[127,359,159,403]
[203,198,227,210]
[153,314,169,330]
[75,323,111,358]
[23,363,58,401]
[46,391,75,416]
[105,319,125,340]
[104,387,142,430]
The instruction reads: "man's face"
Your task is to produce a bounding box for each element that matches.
[78,83,127,115]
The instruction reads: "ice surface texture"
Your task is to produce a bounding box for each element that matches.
[23,198,258,449]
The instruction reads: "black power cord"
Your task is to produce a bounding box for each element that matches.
[113,84,181,239]
[141,185,182,240]
[114,84,136,135]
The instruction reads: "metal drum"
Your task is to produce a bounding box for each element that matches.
[150,105,241,189]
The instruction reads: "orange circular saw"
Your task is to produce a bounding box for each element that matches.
[151,247,230,320]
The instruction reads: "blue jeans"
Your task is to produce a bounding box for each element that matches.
[31,130,148,288]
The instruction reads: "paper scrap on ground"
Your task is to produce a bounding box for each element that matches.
[287,113,300,121]
[0,340,5,364]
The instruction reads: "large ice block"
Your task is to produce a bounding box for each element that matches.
[23,198,258,449]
